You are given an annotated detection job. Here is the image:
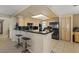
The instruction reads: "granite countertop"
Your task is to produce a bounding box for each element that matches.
[15,29,53,35]
[25,30,53,35]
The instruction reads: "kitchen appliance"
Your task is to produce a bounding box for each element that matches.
[27,23,33,31]
[33,26,38,30]
[49,22,59,40]
[39,24,42,31]
[49,22,59,30]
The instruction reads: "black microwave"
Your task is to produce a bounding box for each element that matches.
[49,22,59,29]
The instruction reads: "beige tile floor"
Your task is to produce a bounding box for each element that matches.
[0,38,23,53]
[52,39,79,53]
[0,38,79,53]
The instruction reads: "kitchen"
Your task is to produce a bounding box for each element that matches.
[9,5,59,53]
[11,16,59,53]
[1,5,79,53]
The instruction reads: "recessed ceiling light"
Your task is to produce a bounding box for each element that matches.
[32,14,49,20]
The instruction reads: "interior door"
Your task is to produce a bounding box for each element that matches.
[65,16,71,41]
[60,15,72,41]
[61,17,66,40]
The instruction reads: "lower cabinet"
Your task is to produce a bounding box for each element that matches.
[11,30,52,53]
[74,32,79,42]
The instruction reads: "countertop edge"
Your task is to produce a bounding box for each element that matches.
[14,29,53,35]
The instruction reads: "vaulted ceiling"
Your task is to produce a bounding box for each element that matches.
[0,5,29,16]
[16,5,57,18]
[0,5,79,17]
[48,5,79,16]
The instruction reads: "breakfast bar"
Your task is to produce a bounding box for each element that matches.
[10,29,53,53]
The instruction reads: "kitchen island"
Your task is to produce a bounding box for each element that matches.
[10,29,53,53]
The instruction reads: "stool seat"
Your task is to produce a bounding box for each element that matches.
[22,37,30,40]
[16,34,22,37]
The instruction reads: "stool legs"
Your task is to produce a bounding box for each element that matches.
[22,41,30,53]
[16,37,23,48]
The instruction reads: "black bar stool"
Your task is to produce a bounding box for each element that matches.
[16,34,22,48]
[22,37,31,53]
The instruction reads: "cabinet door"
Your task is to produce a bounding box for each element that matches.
[31,34,43,53]
[74,32,79,42]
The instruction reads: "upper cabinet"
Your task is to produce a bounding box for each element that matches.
[73,14,79,28]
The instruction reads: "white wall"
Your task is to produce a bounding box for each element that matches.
[0,15,16,39]
[9,17,17,40]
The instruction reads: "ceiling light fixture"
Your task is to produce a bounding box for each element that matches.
[32,14,49,20]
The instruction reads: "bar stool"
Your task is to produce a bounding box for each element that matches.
[22,37,31,53]
[16,34,22,48]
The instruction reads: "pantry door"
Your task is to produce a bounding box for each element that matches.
[60,15,73,42]
[60,17,66,41]
[65,16,71,41]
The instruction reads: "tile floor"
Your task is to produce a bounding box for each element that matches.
[52,39,79,53]
[0,38,23,53]
[0,38,79,53]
